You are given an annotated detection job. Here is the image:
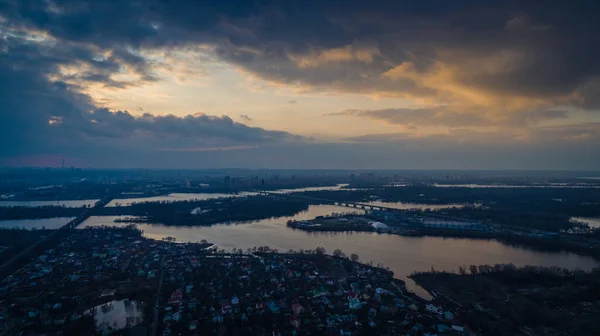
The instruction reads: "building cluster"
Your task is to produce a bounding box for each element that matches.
[0,227,192,334]
[158,252,471,335]
[0,227,472,335]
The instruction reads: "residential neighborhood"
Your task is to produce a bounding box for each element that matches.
[0,227,471,335]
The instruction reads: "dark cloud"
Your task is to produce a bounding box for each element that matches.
[239,114,253,121]
[3,0,599,106]
[0,40,303,165]
[3,0,598,103]
[1,0,600,169]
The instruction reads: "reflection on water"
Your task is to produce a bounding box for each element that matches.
[433,183,600,189]
[80,205,600,298]
[105,184,351,207]
[85,300,144,331]
[270,184,350,194]
[106,192,259,207]
[364,200,463,210]
[0,199,99,208]
[0,217,74,230]
[572,217,600,228]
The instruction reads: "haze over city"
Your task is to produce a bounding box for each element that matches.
[1,0,599,169]
[3,2,600,334]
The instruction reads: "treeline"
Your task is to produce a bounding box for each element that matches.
[435,205,578,231]
[0,229,55,264]
[412,263,600,282]
[125,196,313,226]
[301,186,600,231]
[411,264,600,335]
[0,205,87,220]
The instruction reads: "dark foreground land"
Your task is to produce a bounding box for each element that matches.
[0,227,469,336]
[411,265,600,336]
[0,229,55,264]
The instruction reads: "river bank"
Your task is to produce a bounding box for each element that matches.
[79,206,600,299]
[409,265,600,335]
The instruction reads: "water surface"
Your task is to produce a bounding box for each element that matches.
[106,192,258,207]
[80,205,599,298]
[364,200,463,211]
[572,217,600,228]
[0,200,98,208]
[105,184,350,207]
[85,300,144,331]
[433,183,600,189]
[0,217,74,230]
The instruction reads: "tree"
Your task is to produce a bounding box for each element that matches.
[350,253,360,262]
[333,249,344,257]
[315,246,326,255]
[469,265,479,275]
[459,265,467,275]
[200,239,208,244]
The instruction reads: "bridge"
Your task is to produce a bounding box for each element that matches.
[261,191,485,227]
[260,191,414,213]
[60,195,114,229]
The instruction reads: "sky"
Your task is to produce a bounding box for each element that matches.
[0,0,599,170]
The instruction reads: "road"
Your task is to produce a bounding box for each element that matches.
[0,196,113,279]
[151,256,166,336]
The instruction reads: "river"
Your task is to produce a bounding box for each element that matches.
[0,217,74,230]
[432,183,600,189]
[105,184,352,207]
[79,205,600,298]
[0,199,99,208]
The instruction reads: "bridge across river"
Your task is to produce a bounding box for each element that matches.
[261,191,485,228]
[261,191,416,213]
[0,195,114,278]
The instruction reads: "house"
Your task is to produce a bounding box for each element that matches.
[426,303,443,314]
[168,289,183,305]
[452,324,465,332]
[292,303,304,315]
[268,301,280,313]
[290,315,301,328]
[222,303,233,315]
[348,296,362,310]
